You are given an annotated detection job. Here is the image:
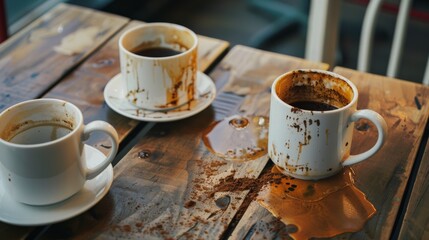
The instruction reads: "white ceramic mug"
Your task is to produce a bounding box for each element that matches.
[268,69,388,180]
[119,22,198,110]
[0,99,119,205]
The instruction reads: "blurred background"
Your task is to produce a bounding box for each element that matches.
[4,0,429,83]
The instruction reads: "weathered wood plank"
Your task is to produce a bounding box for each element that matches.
[231,200,290,239]
[32,23,228,239]
[198,35,229,72]
[0,14,228,236]
[39,45,328,239]
[398,136,429,239]
[0,3,128,238]
[0,3,129,111]
[42,20,141,148]
[231,67,429,239]
[333,67,429,239]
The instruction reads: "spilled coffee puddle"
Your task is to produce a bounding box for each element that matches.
[202,115,269,162]
[257,167,376,239]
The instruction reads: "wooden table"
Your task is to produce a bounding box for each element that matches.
[0,3,428,240]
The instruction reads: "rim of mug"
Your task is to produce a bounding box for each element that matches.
[0,98,82,148]
[271,69,359,114]
[119,22,199,60]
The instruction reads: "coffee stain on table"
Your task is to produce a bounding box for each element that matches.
[202,115,269,162]
[54,26,100,55]
[257,167,376,239]
[29,24,64,42]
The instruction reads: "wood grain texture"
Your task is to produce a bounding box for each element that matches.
[198,35,229,72]
[231,67,429,240]
[0,9,228,236]
[398,137,429,239]
[0,3,129,111]
[332,67,429,239]
[42,20,142,151]
[39,45,328,239]
[0,3,128,238]
[231,200,292,239]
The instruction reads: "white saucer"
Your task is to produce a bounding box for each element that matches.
[104,71,216,122]
[0,145,113,226]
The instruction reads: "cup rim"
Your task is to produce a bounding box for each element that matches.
[0,98,83,148]
[118,22,199,60]
[271,69,359,114]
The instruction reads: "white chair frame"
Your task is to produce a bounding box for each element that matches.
[306,0,429,85]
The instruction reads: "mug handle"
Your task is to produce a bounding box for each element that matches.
[82,121,119,179]
[342,109,388,166]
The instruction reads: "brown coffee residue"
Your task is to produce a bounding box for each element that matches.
[287,85,349,109]
[208,171,284,200]
[152,50,197,109]
[128,91,204,118]
[127,27,191,55]
[2,119,74,143]
[277,161,310,175]
[291,107,302,113]
[185,156,374,239]
[124,27,197,110]
[257,167,376,239]
[193,164,285,228]
[184,91,377,238]
[297,119,310,161]
[151,33,197,110]
[276,70,354,110]
[184,200,196,209]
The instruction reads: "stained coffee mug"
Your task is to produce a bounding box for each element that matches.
[0,99,119,205]
[119,22,198,110]
[268,69,388,180]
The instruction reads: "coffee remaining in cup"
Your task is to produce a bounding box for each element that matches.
[131,45,183,57]
[268,69,388,180]
[119,22,198,110]
[0,99,119,205]
[289,101,338,111]
[6,122,73,145]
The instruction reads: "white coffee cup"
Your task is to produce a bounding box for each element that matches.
[119,22,198,110]
[268,69,388,180]
[0,99,119,205]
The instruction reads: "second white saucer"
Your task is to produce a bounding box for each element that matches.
[0,145,113,226]
[104,71,216,122]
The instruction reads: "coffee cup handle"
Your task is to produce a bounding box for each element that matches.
[342,109,388,166]
[82,121,119,179]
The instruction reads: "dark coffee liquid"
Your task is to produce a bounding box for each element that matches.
[290,101,338,111]
[132,46,182,57]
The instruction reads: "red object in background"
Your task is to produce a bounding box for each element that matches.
[0,0,7,43]
[351,0,429,23]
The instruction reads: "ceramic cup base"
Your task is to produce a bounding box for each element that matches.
[274,165,343,181]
